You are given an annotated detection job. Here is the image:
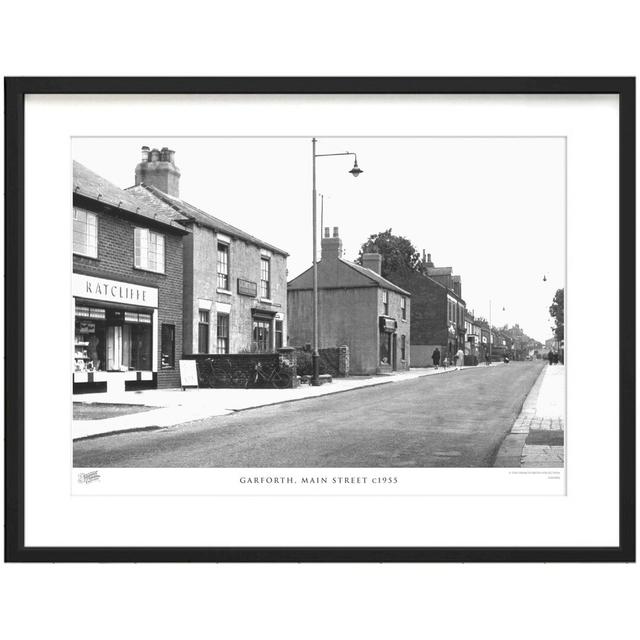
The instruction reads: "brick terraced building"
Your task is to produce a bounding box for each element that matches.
[72,161,189,393]
[386,253,467,367]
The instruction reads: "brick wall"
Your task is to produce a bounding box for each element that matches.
[73,196,184,388]
[293,346,350,377]
[184,352,295,388]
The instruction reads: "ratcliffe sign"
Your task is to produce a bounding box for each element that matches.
[73,274,158,308]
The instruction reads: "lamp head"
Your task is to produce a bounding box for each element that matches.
[349,159,363,177]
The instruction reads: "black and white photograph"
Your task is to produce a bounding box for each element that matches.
[71,136,565,473]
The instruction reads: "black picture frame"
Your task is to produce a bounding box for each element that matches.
[4,77,635,563]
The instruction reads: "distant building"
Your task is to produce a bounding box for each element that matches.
[72,161,189,393]
[129,147,289,356]
[386,253,466,367]
[287,227,411,375]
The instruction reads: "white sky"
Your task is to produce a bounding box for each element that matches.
[73,137,565,342]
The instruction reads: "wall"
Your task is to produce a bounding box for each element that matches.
[185,225,288,354]
[378,287,411,371]
[288,287,379,374]
[183,352,295,388]
[73,197,184,388]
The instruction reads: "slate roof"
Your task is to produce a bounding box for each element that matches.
[73,161,189,232]
[341,259,411,296]
[131,184,289,257]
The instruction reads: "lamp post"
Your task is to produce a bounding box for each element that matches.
[311,138,362,386]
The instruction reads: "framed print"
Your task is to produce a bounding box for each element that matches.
[4,77,635,562]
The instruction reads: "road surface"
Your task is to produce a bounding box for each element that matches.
[74,361,544,468]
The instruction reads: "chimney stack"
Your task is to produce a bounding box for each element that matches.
[321,226,343,261]
[425,252,434,268]
[362,252,382,275]
[135,145,181,197]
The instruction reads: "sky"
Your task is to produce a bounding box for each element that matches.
[73,137,565,342]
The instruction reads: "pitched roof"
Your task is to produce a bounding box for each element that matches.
[131,184,289,257]
[73,161,189,232]
[288,257,411,296]
[340,259,411,295]
[426,266,453,276]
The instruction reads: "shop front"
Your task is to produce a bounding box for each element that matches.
[73,273,158,393]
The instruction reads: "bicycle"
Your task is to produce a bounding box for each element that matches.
[245,361,291,389]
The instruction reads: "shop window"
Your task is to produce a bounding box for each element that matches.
[252,318,271,352]
[401,335,406,361]
[161,324,175,369]
[198,310,210,354]
[379,330,391,365]
[217,243,229,290]
[260,257,271,299]
[216,314,229,354]
[401,296,406,320]
[382,290,389,315]
[275,320,283,350]
[74,306,152,373]
[73,208,98,258]
[134,227,165,273]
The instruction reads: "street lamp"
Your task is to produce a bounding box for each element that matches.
[311,138,363,386]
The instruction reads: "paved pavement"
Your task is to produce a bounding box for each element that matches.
[494,363,565,468]
[73,362,540,467]
[73,365,489,439]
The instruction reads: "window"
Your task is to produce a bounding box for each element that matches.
[198,310,210,354]
[275,320,283,349]
[134,228,165,273]
[401,296,406,320]
[401,335,406,360]
[260,257,271,298]
[217,243,229,290]
[73,208,97,258]
[382,290,389,315]
[216,314,229,354]
[252,317,271,352]
[161,324,175,369]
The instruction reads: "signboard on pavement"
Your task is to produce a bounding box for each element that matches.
[179,360,199,390]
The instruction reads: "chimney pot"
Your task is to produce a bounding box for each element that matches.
[324,227,330,238]
[333,226,339,238]
[135,145,181,197]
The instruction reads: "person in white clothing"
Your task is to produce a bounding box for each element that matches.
[455,348,465,370]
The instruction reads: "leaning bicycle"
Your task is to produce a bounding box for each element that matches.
[245,361,291,389]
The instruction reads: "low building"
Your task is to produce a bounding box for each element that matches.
[128,147,289,356]
[72,161,189,393]
[287,227,411,375]
[385,253,466,367]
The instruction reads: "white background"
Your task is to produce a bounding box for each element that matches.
[1,2,638,640]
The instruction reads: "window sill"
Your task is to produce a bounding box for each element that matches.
[217,288,232,295]
[73,251,99,260]
[134,265,165,276]
[259,298,274,304]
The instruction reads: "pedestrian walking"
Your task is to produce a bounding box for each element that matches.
[548,350,555,365]
[485,350,491,366]
[553,351,560,365]
[443,356,449,369]
[432,347,441,370]
[455,348,465,370]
